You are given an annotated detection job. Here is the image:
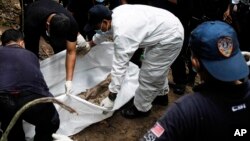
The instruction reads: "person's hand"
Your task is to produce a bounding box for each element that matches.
[52,133,73,141]
[76,42,91,56]
[100,97,114,109]
[100,92,117,109]
[76,34,87,48]
[65,81,72,94]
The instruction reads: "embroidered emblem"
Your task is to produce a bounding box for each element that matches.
[232,103,246,112]
[143,131,157,141]
[150,122,165,138]
[217,37,233,58]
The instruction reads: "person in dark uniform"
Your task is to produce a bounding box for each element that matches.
[141,21,250,141]
[24,0,78,94]
[59,0,69,7]
[66,0,95,40]
[229,0,250,52]
[0,29,60,141]
[151,0,230,94]
[150,0,191,94]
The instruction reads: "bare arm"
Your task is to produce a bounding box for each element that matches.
[66,40,76,81]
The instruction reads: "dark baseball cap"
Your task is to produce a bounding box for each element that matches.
[189,21,249,81]
[84,5,112,32]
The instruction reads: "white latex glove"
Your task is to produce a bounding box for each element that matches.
[85,42,91,50]
[100,97,114,110]
[65,81,72,94]
[52,133,73,141]
[76,34,87,48]
[76,42,91,56]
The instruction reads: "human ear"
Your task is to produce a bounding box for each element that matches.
[102,19,111,31]
[18,40,25,48]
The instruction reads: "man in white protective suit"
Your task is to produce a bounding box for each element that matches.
[84,4,184,119]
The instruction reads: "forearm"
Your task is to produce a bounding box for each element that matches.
[66,41,76,81]
[108,48,130,93]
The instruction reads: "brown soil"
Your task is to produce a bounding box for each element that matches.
[72,73,196,141]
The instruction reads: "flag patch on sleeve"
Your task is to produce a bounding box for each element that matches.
[150,122,165,137]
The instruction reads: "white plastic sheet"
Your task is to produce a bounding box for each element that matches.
[24,42,139,138]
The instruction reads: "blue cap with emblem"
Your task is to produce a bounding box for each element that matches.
[189,21,249,81]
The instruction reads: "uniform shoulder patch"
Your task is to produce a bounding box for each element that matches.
[150,122,165,138]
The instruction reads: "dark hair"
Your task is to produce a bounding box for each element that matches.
[50,13,70,38]
[1,29,24,46]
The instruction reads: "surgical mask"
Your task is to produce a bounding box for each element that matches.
[96,0,104,2]
[46,30,50,37]
[95,29,104,35]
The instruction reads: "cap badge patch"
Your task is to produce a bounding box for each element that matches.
[217,37,233,58]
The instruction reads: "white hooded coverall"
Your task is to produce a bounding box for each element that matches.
[93,4,184,112]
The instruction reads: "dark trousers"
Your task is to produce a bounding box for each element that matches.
[171,16,197,86]
[0,91,59,141]
[231,3,250,52]
[171,49,187,85]
[130,48,144,68]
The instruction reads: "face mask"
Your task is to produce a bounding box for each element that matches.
[96,0,104,2]
[95,29,104,35]
[46,30,50,37]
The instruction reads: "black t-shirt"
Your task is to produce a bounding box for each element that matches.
[67,0,94,36]
[0,45,52,97]
[24,0,78,56]
[141,81,250,141]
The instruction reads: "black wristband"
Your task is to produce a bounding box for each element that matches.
[108,92,117,101]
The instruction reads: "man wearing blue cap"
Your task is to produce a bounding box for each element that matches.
[140,21,250,141]
[84,4,184,118]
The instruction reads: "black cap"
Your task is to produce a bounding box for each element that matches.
[84,5,112,32]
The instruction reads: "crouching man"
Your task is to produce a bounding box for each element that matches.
[0,29,59,141]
